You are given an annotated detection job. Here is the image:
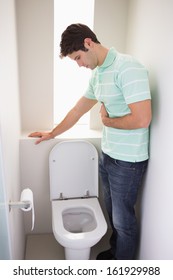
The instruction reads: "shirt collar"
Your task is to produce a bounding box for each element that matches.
[99,47,117,68]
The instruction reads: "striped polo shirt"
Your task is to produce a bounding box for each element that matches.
[84,47,151,162]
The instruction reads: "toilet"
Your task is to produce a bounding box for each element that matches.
[49,140,107,260]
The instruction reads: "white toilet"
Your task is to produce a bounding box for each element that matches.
[49,140,107,260]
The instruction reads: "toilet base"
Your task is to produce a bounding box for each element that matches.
[65,247,90,260]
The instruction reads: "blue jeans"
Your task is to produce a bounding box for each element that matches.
[99,152,148,260]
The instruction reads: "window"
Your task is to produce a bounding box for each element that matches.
[54,0,95,125]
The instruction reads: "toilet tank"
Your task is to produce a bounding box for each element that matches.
[49,140,99,200]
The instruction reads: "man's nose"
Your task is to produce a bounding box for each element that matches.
[77,61,84,67]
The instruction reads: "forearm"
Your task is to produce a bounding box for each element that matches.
[102,114,146,129]
[51,97,97,137]
[51,106,81,137]
[29,97,97,144]
[28,108,80,145]
[100,100,152,129]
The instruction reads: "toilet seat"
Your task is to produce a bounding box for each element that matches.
[49,140,98,200]
[52,197,107,249]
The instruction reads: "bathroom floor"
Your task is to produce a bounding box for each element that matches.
[25,230,111,260]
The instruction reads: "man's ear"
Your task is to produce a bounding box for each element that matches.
[84,38,93,48]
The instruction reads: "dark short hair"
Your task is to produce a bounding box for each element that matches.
[59,23,100,58]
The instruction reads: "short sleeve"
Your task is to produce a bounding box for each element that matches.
[118,61,151,104]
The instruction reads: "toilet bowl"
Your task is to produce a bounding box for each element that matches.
[49,140,107,260]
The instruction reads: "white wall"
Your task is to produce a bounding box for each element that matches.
[16,0,54,131]
[94,0,129,51]
[0,0,25,259]
[126,0,173,259]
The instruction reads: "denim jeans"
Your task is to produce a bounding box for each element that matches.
[99,152,148,260]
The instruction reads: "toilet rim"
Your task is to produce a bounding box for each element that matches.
[52,197,107,239]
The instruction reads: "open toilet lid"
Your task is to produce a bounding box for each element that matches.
[49,140,99,200]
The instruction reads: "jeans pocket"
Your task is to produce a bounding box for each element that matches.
[114,159,136,171]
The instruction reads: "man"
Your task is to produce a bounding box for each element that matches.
[29,23,152,260]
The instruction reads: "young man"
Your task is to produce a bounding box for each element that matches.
[29,23,152,260]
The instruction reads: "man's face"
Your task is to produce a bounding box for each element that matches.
[68,48,98,70]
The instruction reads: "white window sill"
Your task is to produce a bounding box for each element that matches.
[21,124,102,140]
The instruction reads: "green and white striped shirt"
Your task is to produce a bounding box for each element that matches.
[85,48,151,162]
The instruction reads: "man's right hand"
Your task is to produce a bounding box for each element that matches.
[28,131,54,144]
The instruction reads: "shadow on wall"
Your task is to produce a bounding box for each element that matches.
[135,79,158,259]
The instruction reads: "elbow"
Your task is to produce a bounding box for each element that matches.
[140,114,152,128]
